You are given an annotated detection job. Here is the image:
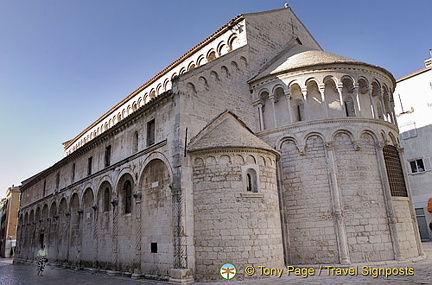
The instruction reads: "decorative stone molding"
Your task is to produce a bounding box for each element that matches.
[111,199,118,207]
[325,141,335,149]
[133,192,142,204]
[376,141,386,149]
[353,140,361,151]
[297,145,306,156]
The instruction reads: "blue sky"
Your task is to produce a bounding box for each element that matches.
[0,0,431,198]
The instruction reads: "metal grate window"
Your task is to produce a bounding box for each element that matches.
[383,145,408,197]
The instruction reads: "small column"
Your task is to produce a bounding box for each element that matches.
[324,141,350,265]
[65,212,71,264]
[353,83,362,117]
[318,84,329,118]
[53,215,59,263]
[77,209,84,269]
[253,100,265,131]
[91,205,98,269]
[132,192,142,279]
[368,85,377,119]
[284,89,293,123]
[337,83,346,116]
[269,94,278,128]
[301,87,310,120]
[379,88,387,121]
[375,141,402,260]
[109,199,119,274]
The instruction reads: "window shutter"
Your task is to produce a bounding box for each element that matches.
[424,157,432,171]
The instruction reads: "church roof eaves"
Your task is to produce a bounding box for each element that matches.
[187,111,279,157]
[249,45,396,88]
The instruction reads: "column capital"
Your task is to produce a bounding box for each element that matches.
[325,141,335,149]
[301,87,307,94]
[376,141,386,149]
[353,140,361,151]
[297,145,306,156]
[133,192,142,204]
[252,99,264,107]
[268,94,276,101]
[111,199,118,207]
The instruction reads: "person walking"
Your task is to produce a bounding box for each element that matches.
[36,245,48,276]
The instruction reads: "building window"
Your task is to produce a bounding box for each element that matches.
[124,180,132,214]
[103,188,110,212]
[147,119,155,146]
[72,163,75,182]
[242,165,260,194]
[56,172,60,189]
[133,131,139,153]
[105,145,111,167]
[408,158,431,174]
[151,242,158,253]
[383,145,408,197]
[246,169,258,193]
[87,156,93,176]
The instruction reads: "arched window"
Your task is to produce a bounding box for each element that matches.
[383,145,408,197]
[103,188,110,212]
[124,180,132,214]
[133,131,139,153]
[245,168,258,193]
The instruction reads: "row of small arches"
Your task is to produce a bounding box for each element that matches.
[193,153,275,167]
[67,36,243,155]
[256,75,395,130]
[185,56,248,94]
[276,128,400,153]
[20,158,170,222]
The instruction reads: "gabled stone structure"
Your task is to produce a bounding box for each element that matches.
[15,6,422,282]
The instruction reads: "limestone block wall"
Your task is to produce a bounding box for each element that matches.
[259,118,419,265]
[178,47,256,137]
[279,135,338,264]
[392,198,420,259]
[17,94,180,278]
[334,132,394,262]
[191,150,284,280]
[244,8,321,72]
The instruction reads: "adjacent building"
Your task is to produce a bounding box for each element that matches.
[15,6,422,282]
[394,51,432,241]
[0,186,20,258]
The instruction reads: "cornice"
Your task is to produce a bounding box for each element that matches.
[256,117,399,137]
[188,146,280,159]
[21,93,173,191]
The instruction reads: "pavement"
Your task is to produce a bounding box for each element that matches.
[1,242,431,284]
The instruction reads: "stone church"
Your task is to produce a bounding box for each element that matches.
[15,6,423,282]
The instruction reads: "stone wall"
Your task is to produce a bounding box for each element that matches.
[393,198,420,258]
[17,94,179,279]
[335,132,394,262]
[191,150,284,280]
[279,135,338,264]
